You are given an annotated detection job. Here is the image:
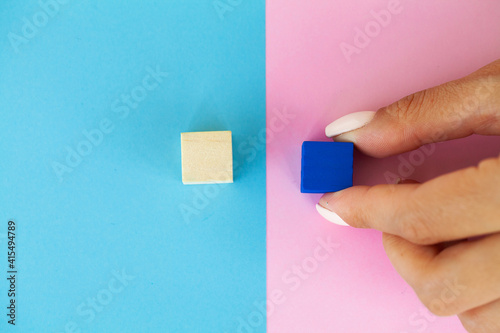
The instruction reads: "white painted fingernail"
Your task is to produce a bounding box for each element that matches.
[325,111,376,138]
[316,204,349,226]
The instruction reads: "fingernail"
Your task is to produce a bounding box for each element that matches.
[325,111,376,138]
[315,204,349,227]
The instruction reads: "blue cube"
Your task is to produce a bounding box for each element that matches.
[300,141,353,193]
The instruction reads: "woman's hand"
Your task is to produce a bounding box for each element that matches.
[316,59,500,332]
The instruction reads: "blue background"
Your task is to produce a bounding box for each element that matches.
[0,1,266,332]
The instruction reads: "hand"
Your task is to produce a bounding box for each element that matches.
[316,59,500,332]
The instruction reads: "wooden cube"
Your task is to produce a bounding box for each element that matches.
[181,131,233,184]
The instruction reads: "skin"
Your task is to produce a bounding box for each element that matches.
[319,59,500,332]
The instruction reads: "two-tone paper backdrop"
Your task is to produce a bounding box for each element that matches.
[1,1,499,332]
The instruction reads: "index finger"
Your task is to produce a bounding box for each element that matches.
[327,59,500,158]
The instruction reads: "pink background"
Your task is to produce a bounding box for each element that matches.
[266,1,500,332]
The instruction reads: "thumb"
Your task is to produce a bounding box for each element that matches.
[326,59,500,158]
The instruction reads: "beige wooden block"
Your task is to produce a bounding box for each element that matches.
[181,131,233,184]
